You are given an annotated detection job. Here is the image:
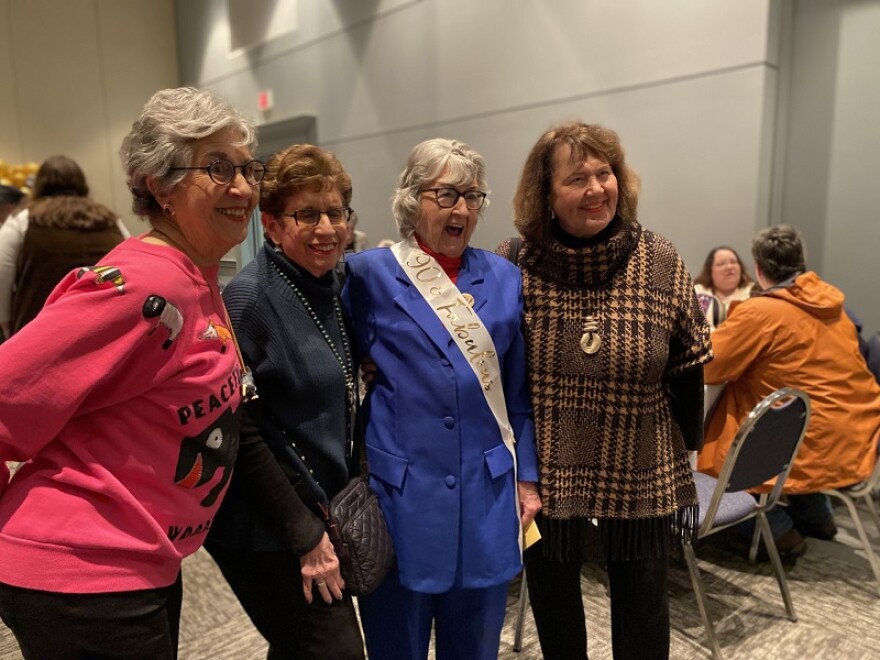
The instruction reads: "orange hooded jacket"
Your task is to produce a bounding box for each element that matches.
[698,271,880,493]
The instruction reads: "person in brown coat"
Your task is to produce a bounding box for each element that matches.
[7,156,124,335]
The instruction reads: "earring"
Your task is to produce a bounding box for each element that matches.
[549,207,556,220]
[163,204,175,217]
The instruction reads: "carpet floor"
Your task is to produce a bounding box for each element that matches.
[2,499,879,659]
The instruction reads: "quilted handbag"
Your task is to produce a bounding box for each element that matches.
[322,475,394,596]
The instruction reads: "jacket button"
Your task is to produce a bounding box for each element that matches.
[445,475,456,488]
[443,416,455,429]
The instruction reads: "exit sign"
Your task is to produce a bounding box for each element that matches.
[257,90,274,112]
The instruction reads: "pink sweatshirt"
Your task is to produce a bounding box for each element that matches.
[0,238,242,593]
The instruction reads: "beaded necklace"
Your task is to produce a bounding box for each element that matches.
[270,261,355,415]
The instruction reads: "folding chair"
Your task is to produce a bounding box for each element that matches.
[823,436,880,596]
[684,387,811,659]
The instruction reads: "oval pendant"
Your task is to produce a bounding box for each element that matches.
[580,332,601,354]
[580,316,601,354]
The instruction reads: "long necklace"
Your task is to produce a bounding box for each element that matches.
[150,227,258,401]
[271,261,355,415]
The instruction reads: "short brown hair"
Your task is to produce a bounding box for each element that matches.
[752,225,806,284]
[513,121,639,243]
[260,144,352,216]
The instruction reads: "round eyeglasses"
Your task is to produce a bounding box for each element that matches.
[170,159,265,186]
[422,187,487,210]
[283,207,353,227]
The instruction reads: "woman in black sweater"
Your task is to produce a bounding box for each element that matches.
[205,145,363,659]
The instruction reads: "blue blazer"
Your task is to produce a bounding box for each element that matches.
[341,246,538,593]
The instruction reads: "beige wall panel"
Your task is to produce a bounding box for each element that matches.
[8,0,110,207]
[0,0,24,164]
[97,0,179,230]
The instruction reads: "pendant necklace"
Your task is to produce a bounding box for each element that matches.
[271,262,356,419]
[580,316,602,354]
[203,269,259,402]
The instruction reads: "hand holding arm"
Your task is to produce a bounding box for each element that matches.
[299,532,345,604]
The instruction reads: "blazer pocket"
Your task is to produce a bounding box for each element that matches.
[484,443,514,480]
[367,444,409,490]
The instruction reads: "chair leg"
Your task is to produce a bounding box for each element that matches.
[749,494,769,562]
[828,492,880,597]
[862,492,880,539]
[683,541,724,659]
[756,512,797,621]
[513,569,528,652]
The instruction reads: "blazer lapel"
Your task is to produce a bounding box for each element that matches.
[392,266,455,356]
[458,249,488,314]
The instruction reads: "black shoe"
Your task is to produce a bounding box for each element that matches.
[794,517,838,540]
[722,527,808,563]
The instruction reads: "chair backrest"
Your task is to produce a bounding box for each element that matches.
[718,387,811,496]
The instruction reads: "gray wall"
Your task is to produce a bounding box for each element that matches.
[780,0,880,336]
[176,0,879,335]
[176,0,780,269]
[0,0,179,234]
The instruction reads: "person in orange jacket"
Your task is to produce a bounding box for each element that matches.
[699,224,880,555]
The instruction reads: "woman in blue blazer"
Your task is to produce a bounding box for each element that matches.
[341,138,541,660]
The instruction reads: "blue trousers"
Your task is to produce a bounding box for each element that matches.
[357,566,508,660]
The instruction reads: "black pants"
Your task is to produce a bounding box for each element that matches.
[524,536,670,660]
[205,542,364,660]
[0,572,182,660]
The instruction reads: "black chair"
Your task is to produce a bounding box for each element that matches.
[684,387,811,659]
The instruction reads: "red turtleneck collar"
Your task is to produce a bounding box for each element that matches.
[415,235,462,283]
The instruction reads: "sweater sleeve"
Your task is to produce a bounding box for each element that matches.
[668,365,705,452]
[222,274,326,556]
[0,209,28,332]
[666,245,713,378]
[232,400,326,555]
[0,260,183,496]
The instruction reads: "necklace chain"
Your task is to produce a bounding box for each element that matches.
[270,261,354,389]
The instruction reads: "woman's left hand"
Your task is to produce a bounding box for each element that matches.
[517,480,542,528]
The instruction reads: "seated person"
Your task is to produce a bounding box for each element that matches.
[693,245,753,330]
[698,225,880,555]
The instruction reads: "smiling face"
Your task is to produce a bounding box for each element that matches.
[415,173,480,258]
[159,127,258,265]
[264,185,347,277]
[710,248,743,296]
[549,144,618,239]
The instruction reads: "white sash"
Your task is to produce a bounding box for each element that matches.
[391,237,522,552]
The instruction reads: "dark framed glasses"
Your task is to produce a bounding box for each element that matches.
[283,207,353,227]
[422,187,487,210]
[170,159,265,186]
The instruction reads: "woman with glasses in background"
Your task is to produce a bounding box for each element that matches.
[205,144,365,659]
[341,138,541,660]
[0,87,259,659]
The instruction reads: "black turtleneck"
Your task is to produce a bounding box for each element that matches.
[550,215,623,249]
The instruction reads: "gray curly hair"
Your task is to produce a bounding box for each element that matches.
[120,87,258,219]
[391,138,490,239]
